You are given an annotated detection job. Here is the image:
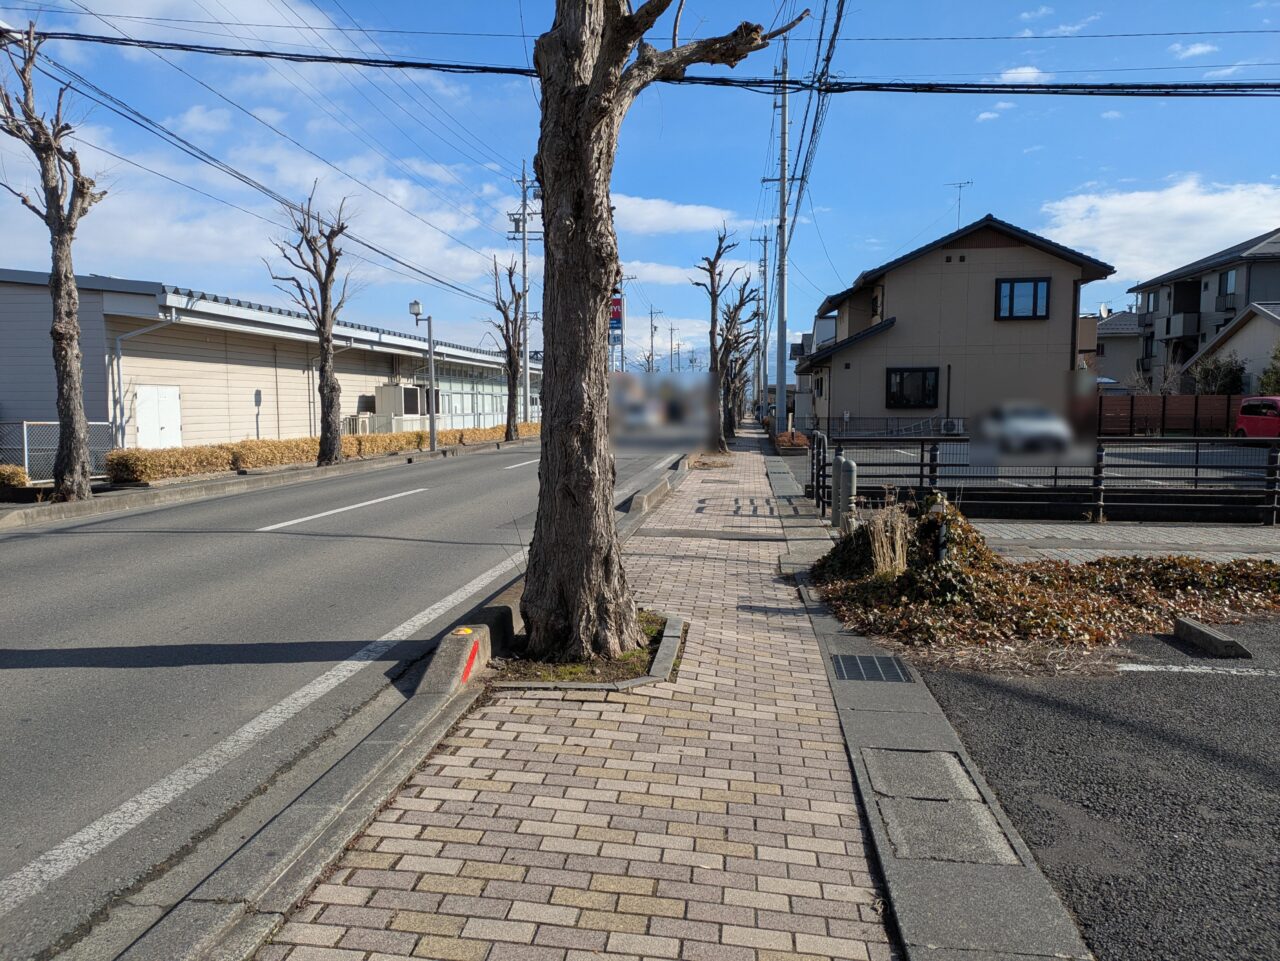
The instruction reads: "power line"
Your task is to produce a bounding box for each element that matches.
[19,32,1280,96]
[10,6,1277,43]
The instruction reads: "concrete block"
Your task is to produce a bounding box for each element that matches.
[1174,617,1253,658]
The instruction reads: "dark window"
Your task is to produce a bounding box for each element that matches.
[1165,317,1171,336]
[1219,269,1237,296]
[996,278,1051,319]
[959,255,966,263]
[1147,290,1160,312]
[945,255,952,263]
[885,367,939,409]
[1097,342,1106,357]
[844,362,851,370]
[816,377,824,398]
[1242,401,1264,416]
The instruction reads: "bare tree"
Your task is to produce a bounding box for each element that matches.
[717,277,759,441]
[522,3,806,662]
[631,350,658,374]
[0,25,105,500]
[267,184,353,466]
[694,228,742,454]
[489,258,525,442]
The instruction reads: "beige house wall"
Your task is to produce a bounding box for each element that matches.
[820,239,1085,421]
[1208,315,1280,390]
[1096,335,1143,386]
[107,316,395,447]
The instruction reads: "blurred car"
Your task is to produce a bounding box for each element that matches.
[977,402,1072,454]
[1234,397,1280,438]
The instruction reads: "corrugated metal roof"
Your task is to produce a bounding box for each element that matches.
[1128,227,1280,292]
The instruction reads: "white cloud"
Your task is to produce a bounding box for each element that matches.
[624,258,755,287]
[1101,110,1124,120]
[1042,14,1102,37]
[169,105,232,135]
[613,194,743,235]
[1169,42,1220,59]
[1204,62,1252,78]
[1023,144,1046,154]
[1019,5,1054,20]
[1040,175,1280,283]
[976,112,1001,123]
[995,101,1017,111]
[1001,65,1054,83]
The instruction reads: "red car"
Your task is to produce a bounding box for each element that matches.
[1235,397,1280,438]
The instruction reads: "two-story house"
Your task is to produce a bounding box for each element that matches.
[796,215,1114,431]
[1128,227,1280,390]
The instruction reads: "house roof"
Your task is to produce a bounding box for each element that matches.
[1184,302,1280,369]
[1096,310,1142,337]
[1128,227,1280,292]
[795,317,896,374]
[815,214,1115,317]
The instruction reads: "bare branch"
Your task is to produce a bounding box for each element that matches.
[0,178,46,220]
[671,0,686,47]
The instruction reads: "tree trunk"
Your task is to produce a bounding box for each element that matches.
[505,351,520,442]
[317,330,342,465]
[708,363,728,453]
[521,28,642,662]
[49,234,92,501]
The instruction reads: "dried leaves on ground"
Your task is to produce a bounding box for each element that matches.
[814,501,1280,673]
[490,610,666,681]
[690,453,732,469]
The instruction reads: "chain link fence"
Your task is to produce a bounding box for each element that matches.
[0,421,115,482]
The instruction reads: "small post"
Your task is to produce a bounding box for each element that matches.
[1092,441,1106,523]
[1160,394,1167,436]
[832,448,846,529]
[1193,440,1200,490]
[817,438,830,516]
[929,494,949,564]
[1129,393,1136,437]
[21,421,30,476]
[839,457,857,534]
[1193,393,1200,437]
[1267,445,1279,527]
[928,442,940,488]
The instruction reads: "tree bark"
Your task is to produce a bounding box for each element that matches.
[505,361,520,441]
[49,233,92,500]
[317,330,342,465]
[521,1,806,661]
[523,14,640,661]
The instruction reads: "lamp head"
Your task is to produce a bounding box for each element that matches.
[409,299,422,318]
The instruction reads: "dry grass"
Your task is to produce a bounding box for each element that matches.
[691,453,732,470]
[775,431,809,449]
[107,422,540,483]
[0,464,30,491]
[814,501,1280,674]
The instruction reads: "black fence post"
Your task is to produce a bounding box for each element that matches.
[1160,395,1168,436]
[1267,445,1279,527]
[928,443,940,488]
[1129,394,1136,437]
[1193,441,1200,490]
[1192,394,1200,437]
[1092,441,1106,523]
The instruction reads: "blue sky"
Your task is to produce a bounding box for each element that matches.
[1,1,1278,384]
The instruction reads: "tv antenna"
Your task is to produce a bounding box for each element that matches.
[945,181,974,230]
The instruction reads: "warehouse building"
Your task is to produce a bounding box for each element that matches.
[0,269,539,474]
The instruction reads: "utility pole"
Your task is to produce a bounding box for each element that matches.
[508,161,539,421]
[675,340,682,371]
[649,306,662,374]
[668,322,677,372]
[753,233,770,410]
[774,40,789,433]
[946,180,973,231]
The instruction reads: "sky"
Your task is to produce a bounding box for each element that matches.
[0,1,1278,385]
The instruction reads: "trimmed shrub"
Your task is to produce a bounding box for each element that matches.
[230,438,321,470]
[106,444,236,483]
[354,430,425,457]
[0,463,29,491]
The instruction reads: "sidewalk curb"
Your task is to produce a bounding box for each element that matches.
[0,438,537,531]
[766,468,1093,961]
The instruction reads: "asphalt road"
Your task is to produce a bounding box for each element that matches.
[0,427,693,959]
[923,620,1280,961]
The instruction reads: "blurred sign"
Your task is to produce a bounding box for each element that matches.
[609,291,624,346]
[609,330,623,346]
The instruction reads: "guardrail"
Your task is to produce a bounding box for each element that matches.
[805,435,1280,525]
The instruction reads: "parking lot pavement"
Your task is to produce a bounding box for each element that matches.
[974,520,1280,562]
[922,619,1280,961]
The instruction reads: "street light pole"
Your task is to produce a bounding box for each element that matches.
[410,300,437,452]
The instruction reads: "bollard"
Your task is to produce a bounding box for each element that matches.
[1092,442,1106,523]
[839,458,858,535]
[832,449,847,529]
[1267,445,1279,527]
[928,443,940,488]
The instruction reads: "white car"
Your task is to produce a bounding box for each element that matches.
[977,403,1073,454]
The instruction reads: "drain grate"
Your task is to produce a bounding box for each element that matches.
[832,655,913,683]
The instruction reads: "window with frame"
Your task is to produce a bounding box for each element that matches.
[1147,290,1160,313]
[885,367,939,409]
[1219,269,1237,296]
[996,278,1051,319]
[1097,342,1106,357]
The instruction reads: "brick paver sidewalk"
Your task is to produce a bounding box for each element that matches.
[257,431,893,961]
[975,520,1280,563]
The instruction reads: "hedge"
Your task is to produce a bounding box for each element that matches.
[106,422,541,483]
[0,464,29,490]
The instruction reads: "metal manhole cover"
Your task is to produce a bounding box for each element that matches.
[832,655,913,683]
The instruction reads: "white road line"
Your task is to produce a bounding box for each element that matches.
[1117,663,1280,678]
[0,548,527,917]
[256,488,427,531]
[503,458,540,470]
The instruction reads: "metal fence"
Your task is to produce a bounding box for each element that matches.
[0,421,116,481]
[795,415,968,438]
[806,433,1280,524]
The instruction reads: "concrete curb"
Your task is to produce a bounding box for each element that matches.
[1174,616,1253,658]
[118,623,491,961]
[765,470,1093,961]
[626,473,674,514]
[0,438,537,531]
[488,613,686,691]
